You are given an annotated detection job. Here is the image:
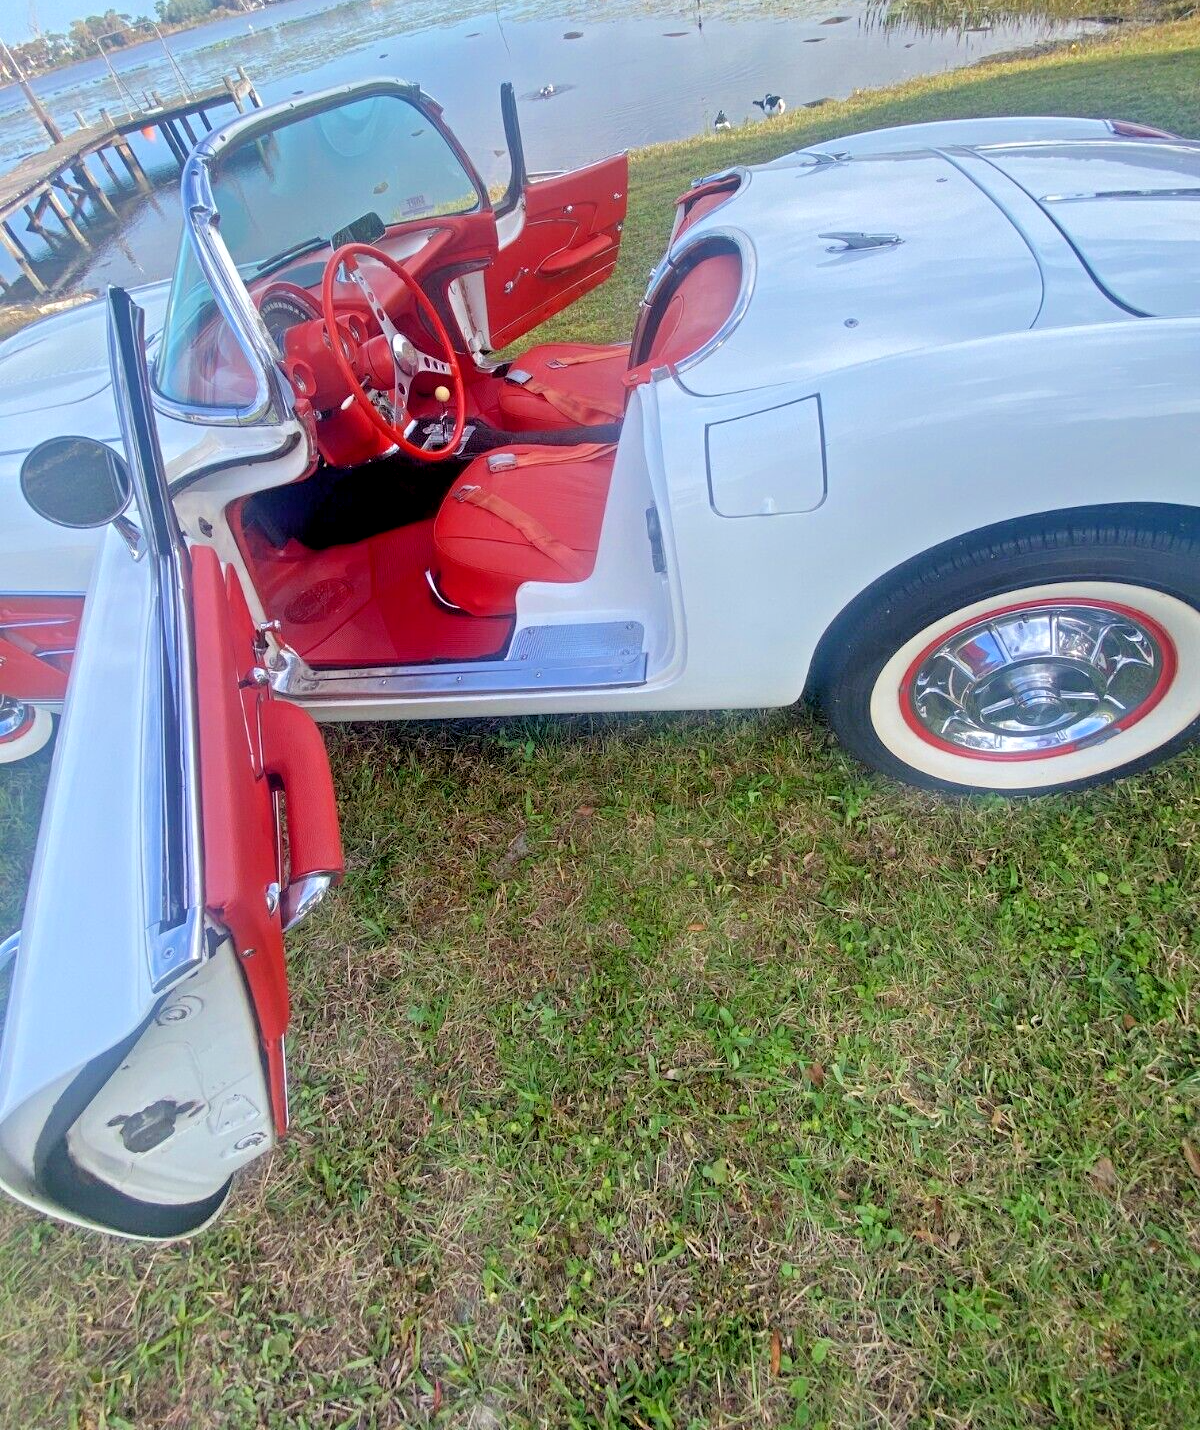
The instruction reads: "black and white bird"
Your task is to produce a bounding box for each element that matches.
[714,108,731,131]
[753,93,786,117]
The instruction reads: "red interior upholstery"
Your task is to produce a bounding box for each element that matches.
[496,343,630,431]
[237,513,512,667]
[498,250,742,431]
[642,251,743,369]
[432,444,616,617]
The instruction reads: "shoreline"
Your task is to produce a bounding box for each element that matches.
[0,4,280,88]
[0,11,1178,344]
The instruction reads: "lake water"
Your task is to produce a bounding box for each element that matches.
[0,0,1100,294]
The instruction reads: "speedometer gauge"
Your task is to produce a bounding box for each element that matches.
[259,284,322,348]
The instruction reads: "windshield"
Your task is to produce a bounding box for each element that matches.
[156,92,482,412]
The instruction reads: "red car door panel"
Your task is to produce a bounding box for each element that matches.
[193,546,343,1132]
[485,153,628,350]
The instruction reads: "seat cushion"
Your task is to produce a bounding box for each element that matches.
[497,342,630,431]
[432,443,616,616]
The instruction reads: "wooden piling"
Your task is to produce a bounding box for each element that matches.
[101,108,152,192]
[0,222,47,294]
[43,187,90,249]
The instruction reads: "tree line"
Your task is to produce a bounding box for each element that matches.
[1,3,257,79]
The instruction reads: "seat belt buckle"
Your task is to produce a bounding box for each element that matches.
[452,483,481,502]
[486,453,518,473]
[545,358,567,369]
[505,368,532,385]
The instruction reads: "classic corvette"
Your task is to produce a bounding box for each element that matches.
[2,79,1200,1237]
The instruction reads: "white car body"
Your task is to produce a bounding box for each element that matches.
[2,88,1199,1239]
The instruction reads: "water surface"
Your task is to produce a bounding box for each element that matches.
[0,0,1099,293]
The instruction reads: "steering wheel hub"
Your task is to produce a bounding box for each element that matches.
[319,241,467,463]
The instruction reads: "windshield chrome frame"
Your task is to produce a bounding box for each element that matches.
[154,77,451,428]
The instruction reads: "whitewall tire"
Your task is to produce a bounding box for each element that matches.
[0,701,53,765]
[819,515,1200,795]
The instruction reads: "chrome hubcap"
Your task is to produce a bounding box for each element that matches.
[907,603,1168,755]
[0,696,32,742]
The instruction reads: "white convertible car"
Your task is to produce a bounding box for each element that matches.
[2,80,1199,1237]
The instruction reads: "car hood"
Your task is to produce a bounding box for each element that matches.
[674,149,1046,396]
[0,283,170,433]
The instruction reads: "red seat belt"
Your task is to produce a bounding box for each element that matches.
[506,347,630,425]
[451,443,617,577]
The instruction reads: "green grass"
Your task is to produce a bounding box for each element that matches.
[3,18,1200,1427]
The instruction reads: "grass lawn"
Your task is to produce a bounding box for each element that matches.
[3,18,1200,1428]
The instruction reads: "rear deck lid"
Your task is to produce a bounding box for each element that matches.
[677,150,1045,395]
[979,140,1200,316]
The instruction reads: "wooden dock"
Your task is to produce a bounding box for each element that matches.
[0,69,262,296]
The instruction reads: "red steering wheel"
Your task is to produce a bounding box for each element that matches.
[320,241,466,463]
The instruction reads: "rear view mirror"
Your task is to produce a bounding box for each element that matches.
[20,436,132,530]
[332,210,387,248]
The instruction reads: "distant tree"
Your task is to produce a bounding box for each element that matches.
[157,0,219,23]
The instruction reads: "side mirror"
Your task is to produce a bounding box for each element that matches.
[20,436,132,530]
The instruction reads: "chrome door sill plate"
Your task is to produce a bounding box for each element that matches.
[270,621,648,699]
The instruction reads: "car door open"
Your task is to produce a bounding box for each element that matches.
[0,289,342,1240]
[485,83,628,350]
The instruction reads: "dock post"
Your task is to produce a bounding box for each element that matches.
[224,75,245,114]
[102,108,152,192]
[160,120,187,166]
[94,144,125,192]
[23,203,57,248]
[74,159,118,219]
[179,114,198,147]
[44,186,91,249]
[0,222,48,295]
[237,66,263,108]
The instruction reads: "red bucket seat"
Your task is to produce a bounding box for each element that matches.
[431,442,616,617]
[496,343,630,432]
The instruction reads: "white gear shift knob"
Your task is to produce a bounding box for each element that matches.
[434,384,451,404]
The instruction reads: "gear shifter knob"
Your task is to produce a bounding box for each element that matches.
[434,384,451,404]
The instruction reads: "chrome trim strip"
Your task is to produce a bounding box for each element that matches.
[0,930,17,979]
[1041,187,1200,202]
[110,291,207,994]
[270,621,648,699]
[0,617,75,631]
[0,591,86,600]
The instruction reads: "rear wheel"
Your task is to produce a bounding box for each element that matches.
[819,516,1200,795]
[0,698,52,765]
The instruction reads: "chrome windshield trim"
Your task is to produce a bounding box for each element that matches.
[154,78,463,428]
[109,290,207,994]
